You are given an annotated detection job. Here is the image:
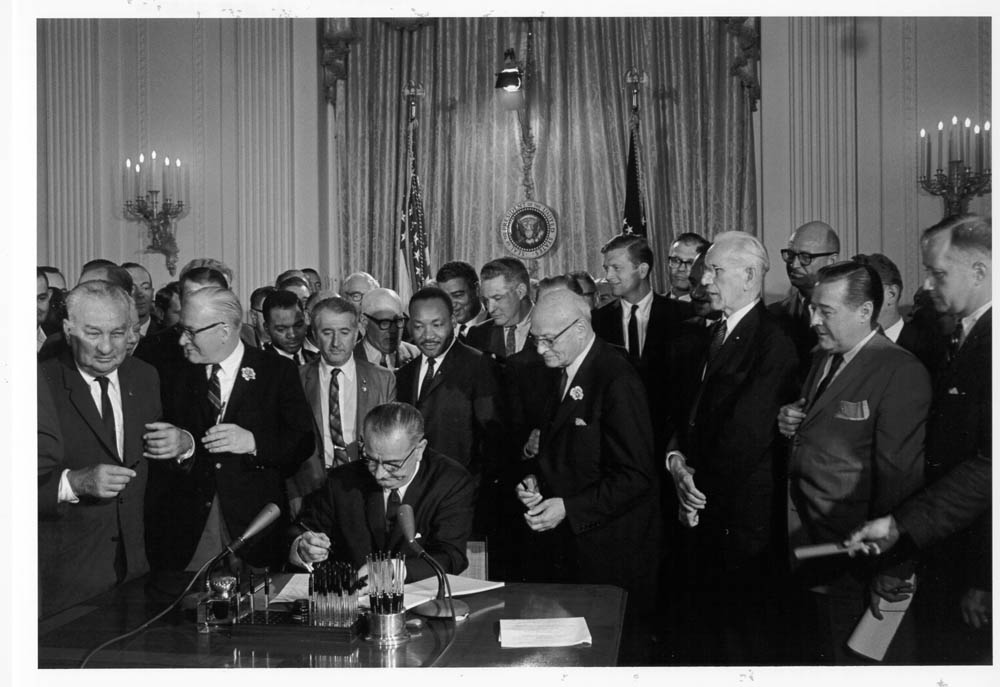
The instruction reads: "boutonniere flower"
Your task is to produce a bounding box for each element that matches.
[241,367,256,381]
[569,386,584,401]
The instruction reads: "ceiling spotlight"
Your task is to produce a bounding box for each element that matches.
[494,48,522,92]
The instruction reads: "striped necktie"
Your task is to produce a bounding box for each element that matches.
[328,368,347,466]
[207,364,223,419]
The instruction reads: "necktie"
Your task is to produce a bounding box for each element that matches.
[95,376,119,460]
[328,368,346,465]
[706,318,728,366]
[385,488,401,539]
[627,304,640,358]
[948,321,964,362]
[419,357,436,402]
[379,353,389,368]
[505,326,517,356]
[207,364,223,419]
[557,369,569,402]
[810,353,844,409]
[294,351,303,366]
[458,324,467,340]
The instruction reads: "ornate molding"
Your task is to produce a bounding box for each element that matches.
[321,18,358,106]
[720,17,761,112]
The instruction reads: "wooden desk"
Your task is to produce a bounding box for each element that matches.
[38,574,626,668]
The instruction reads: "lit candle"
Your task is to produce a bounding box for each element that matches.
[150,150,158,192]
[937,121,944,171]
[949,116,958,163]
[178,159,187,205]
[163,156,171,200]
[123,158,131,203]
[973,125,981,174]
[918,129,926,179]
[985,121,992,171]
[963,118,971,167]
[136,163,144,198]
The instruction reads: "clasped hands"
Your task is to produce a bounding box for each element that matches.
[667,453,705,528]
[516,474,566,531]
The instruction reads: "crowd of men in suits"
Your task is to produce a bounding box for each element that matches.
[37,213,990,666]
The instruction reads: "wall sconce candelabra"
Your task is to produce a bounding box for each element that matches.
[917,116,991,217]
[121,150,190,275]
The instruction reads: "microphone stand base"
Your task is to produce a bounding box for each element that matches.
[411,598,470,621]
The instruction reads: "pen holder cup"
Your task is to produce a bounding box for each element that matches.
[365,611,409,648]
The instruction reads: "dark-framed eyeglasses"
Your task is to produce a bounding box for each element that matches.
[359,440,420,474]
[366,314,409,331]
[780,249,837,267]
[344,290,365,302]
[667,256,697,269]
[179,321,225,339]
[533,318,581,350]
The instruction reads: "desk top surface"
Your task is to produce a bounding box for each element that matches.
[38,574,626,668]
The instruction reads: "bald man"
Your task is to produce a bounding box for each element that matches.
[355,287,420,370]
[341,271,380,311]
[517,290,660,662]
[768,221,840,381]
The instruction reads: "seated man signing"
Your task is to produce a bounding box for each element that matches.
[288,402,474,582]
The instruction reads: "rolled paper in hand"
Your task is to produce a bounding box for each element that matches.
[793,541,873,560]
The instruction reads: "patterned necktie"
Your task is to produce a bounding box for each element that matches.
[385,488,401,539]
[505,326,517,356]
[628,304,640,358]
[95,376,119,460]
[706,318,728,366]
[328,368,346,464]
[419,357,436,402]
[557,369,569,402]
[948,321,964,362]
[810,353,844,409]
[207,364,223,419]
[379,353,389,368]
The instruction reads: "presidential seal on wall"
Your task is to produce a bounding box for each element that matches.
[500,200,557,259]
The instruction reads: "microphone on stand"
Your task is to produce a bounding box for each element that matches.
[79,503,282,668]
[398,504,469,620]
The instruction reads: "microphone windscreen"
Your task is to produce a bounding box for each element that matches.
[398,504,417,541]
[239,502,281,543]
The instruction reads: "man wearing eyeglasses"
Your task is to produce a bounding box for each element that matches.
[144,286,315,573]
[354,287,419,370]
[289,402,474,583]
[666,232,710,301]
[769,221,841,382]
[341,271,380,312]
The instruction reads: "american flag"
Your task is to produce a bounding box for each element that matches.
[397,118,430,304]
[621,111,647,236]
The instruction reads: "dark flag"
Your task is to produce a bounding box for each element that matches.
[622,111,647,236]
[396,117,430,303]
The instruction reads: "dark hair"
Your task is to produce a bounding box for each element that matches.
[120,261,151,276]
[363,402,425,443]
[154,281,181,312]
[922,214,991,257]
[181,266,229,290]
[301,268,320,278]
[436,261,479,288]
[250,285,277,309]
[816,261,884,323]
[480,257,530,288]
[39,265,64,280]
[261,289,304,323]
[851,253,902,289]
[409,285,454,316]
[600,233,655,270]
[538,274,584,295]
[37,268,49,287]
[81,258,116,272]
[79,263,134,293]
[673,232,711,255]
[567,270,596,293]
[311,296,359,323]
[277,275,310,291]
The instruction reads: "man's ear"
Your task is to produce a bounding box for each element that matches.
[515,282,528,301]
[638,262,651,280]
[971,260,989,285]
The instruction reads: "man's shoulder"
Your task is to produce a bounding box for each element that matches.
[355,356,395,384]
[422,448,473,485]
[119,354,159,384]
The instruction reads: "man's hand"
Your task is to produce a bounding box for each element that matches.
[524,497,566,532]
[869,573,916,619]
[844,515,900,556]
[294,531,331,566]
[960,588,991,629]
[516,474,543,509]
[202,423,256,454]
[678,505,699,528]
[667,453,707,511]
[522,429,540,459]
[67,464,136,499]
[143,422,194,459]
[777,397,807,437]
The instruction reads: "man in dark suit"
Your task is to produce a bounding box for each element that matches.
[516,289,660,663]
[778,261,931,664]
[847,215,992,664]
[465,257,534,359]
[144,286,314,572]
[768,221,841,383]
[288,296,396,515]
[260,289,317,366]
[289,402,474,582]
[665,232,799,664]
[591,233,691,459]
[436,261,489,340]
[38,281,179,617]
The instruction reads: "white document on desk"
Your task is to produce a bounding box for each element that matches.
[271,573,503,609]
[499,617,592,648]
[846,575,916,661]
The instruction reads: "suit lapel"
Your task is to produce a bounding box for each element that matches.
[221,349,251,421]
[302,361,324,436]
[365,484,387,551]
[117,360,143,462]
[607,301,625,346]
[803,335,882,424]
[703,305,759,381]
[62,356,118,462]
[543,340,599,445]
[355,362,374,438]
[388,459,428,551]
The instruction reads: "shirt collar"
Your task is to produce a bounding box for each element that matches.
[841,327,879,366]
[961,301,992,337]
[722,298,759,340]
[882,317,904,343]
[215,340,245,377]
[321,353,356,381]
[564,333,597,390]
[76,365,121,390]
[363,338,391,363]
[421,334,458,365]
[510,305,533,332]
[623,288,655,318]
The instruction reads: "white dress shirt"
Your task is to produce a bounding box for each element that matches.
[721,298,759,344]
[363,339,395,368]
[882,317,904,343]
[814,328,879,391]
[504,306,534,353]
[560,334,597,400]
[58,367,125,503]
[958,301,992,348]
[620,289,654,355]
[319,355,357,468]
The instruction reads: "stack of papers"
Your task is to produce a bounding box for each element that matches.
[499,618,592,648]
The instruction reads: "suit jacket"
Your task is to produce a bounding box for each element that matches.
[395,339,507,478]
[788,333,931,588]
[896,318,946,376]
[767,290,817,385]
[291,449,474,582]
[145,346,315,570]
[591,293,691,456]
[133,324,186,380]
[677,303,800,568]
[534,337,661,599]
[353,339,419,370]
[287,356,397,508]
[902,309,991,589]
[38,354,161,617]
[464,319,535,360]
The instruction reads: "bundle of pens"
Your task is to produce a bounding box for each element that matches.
[366,552,405,615]
[309,560,361,628]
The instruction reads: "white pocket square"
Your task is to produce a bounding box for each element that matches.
[835,399,870,421]
[574,418,588,427]
[948,387,961,395]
